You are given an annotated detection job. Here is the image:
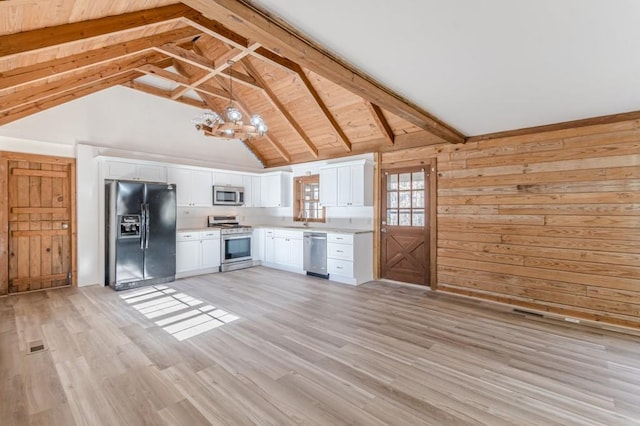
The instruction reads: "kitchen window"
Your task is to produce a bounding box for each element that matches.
[294,175,325,223]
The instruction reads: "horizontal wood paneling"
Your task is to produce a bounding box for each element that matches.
[382,119,640,329]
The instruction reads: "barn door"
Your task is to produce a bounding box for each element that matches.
[380,166,432,286]
[5,155,75,293]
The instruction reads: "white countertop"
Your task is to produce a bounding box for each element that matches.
[177,226,373,234]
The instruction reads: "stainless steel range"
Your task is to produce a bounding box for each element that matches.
[208,216,253,272]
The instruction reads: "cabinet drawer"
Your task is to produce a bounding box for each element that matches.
[328,233,353,244]
[176,232,198,241]
[327,243,353,261]
[328,258,353,277]
[274,229,302,240]
[198,230,220,239]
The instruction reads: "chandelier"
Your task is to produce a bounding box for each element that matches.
[191,60,268,141]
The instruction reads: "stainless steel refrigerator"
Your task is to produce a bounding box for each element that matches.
[105,180,176,290]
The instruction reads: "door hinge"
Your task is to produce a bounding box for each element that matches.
[67,272,72,284]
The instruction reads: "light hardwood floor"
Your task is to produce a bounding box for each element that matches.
[1,266,640,425]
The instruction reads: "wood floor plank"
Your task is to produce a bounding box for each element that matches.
[1,266,640,425]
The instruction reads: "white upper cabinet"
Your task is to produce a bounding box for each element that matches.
[167,167,212,207]
[104,160,166,182]
[261,172,292,207]
[319,166,338,207]
[251,175,262,207]
[320,160,373,207]
[213,172,243,187]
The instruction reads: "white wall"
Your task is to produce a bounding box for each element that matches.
[76,144,101,286]
[0,86,264,171]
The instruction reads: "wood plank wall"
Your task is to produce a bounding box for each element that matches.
[381,119,640,329]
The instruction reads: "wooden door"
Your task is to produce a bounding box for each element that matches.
[3,154,76,294]
[380,166,431,286]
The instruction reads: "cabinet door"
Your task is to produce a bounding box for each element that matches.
[261,175,279,207]
[242,175,253,207]
[190,170,213,206]
[251,176,262,207]
[349,165,365,206]
[273,236,288,265]
[289,237,304,269]
[105,161,138,180]
[337,166,352,206]
[319,167,337,207]
[137,164,166,182]
[167,168,192,206]
[200,238,221,269]
[265,231,275,263]
[252,228,264,261]
[176,240,201,273]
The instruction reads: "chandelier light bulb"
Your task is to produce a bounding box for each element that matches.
[225,106,242,123]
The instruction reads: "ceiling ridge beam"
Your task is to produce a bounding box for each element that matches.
[0,53,166,114]
[241,58,319,158]
[0,71,141,126]
[0,26,202,92]
[181,0,465,144]
[367,103,395,146]
[0,4,199,59]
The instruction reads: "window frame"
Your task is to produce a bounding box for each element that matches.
[293,174,326,223]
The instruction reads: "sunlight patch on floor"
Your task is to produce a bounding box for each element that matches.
[119,285,239,341]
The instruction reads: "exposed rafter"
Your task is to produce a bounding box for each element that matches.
[253,47,352,152]
[0,71,141,126]
[181,0,464,144]
[242,58,319,158]
[0,2,462,167]
[212,72,292,163]
[1,53,166,116]
[367,103,395,146]
[0,4,197,58]
[0,27,201,91]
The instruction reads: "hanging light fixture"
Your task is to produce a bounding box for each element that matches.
[191,60,268,141]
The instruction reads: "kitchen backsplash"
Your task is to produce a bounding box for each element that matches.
[177,206,374,230]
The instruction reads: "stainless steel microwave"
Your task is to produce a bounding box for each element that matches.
[213,185,244,206]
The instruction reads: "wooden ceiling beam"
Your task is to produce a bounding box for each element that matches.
[0,4,198,58]
[197,90,269,166]
[0,27,202,91]
[241,58,319,158]
[0,53,166,114]
[213,76,292,163]
[0,71,141,126]
[181,0,464,144]
[249,48,351,152]
[135,64,192,86]
[367,103,395,146]
[122,81,207,109]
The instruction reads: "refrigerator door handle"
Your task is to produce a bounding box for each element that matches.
[140,203,146,250]
[145,203,150,249]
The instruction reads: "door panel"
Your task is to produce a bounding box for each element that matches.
[380,166,431,286]
[144,183,176,279]
[114,182,145,284]
[8,160,72,293]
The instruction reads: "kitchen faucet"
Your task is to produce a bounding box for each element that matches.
[298,209,310,227]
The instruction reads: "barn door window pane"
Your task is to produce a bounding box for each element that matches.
[385,171,426,228]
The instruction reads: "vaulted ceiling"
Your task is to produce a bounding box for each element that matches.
[0,0,464,168]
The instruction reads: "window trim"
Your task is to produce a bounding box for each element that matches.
[293,174,326,223]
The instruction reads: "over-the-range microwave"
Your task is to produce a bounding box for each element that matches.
[213,185,244,206]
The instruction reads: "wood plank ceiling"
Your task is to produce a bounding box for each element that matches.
[0,0,465,167]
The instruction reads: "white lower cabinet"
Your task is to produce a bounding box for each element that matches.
[327,232,373,285]
[258,227,373,285]
[262,228,303,272]
[176,230,221,277]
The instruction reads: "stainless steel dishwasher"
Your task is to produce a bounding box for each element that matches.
[303,232,328,279]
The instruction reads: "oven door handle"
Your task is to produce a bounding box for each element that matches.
[223,234,251,240]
